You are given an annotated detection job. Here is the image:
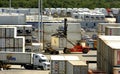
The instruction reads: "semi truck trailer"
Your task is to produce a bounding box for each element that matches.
[0,52,50,70]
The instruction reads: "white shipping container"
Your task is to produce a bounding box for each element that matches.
[44,23,81,33]
[97,36,120,74]
[14,48,23,52]
[51,36,67,49]
[113,67,120,74]
[50,56,66,74]
[0,28,5,37]
[32,43,40,52]
[5,48,14,52]
[105,26,120,35]
[97,23,120,33]
[0,38,5,48]
[5,28,14,37]
[67,33,81,41]
[64,56,80,61]
[0,13,26,25]
[5,39,14,47]
[14,38,23,47]
[66,61,88,74]
[0,52,32,64]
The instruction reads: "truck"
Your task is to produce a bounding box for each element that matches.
[0,52,50,70]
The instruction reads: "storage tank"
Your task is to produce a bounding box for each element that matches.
[66,60,88,74]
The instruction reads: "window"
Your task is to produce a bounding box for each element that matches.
[35,56,38,58]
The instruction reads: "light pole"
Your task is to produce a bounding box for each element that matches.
[9,0,11,14]
[38,0,40,43]
[38,0,44,50]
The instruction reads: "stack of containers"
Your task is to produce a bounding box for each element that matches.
[0,26,25,52]
[97,35,120,74]
[50,55,88,74]
[17,25,32,52]
[97,23,120,35]
[0,25,32,52]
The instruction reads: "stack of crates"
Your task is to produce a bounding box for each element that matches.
[97,35,120,74]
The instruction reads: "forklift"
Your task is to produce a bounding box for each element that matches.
[62,18,89,54]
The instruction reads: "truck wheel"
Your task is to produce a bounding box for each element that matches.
[50,51,54,54]
[55,51,59,54]
[66,49,71,54]
[82,48,88,54]
[63,48,67,53]
[41,66,44,70]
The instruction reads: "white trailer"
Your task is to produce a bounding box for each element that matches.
[0,52,50,70]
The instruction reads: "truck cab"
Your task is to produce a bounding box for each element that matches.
[33,53,50,70]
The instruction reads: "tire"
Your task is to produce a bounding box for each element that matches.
[63,48,67,53]
[82,48,88,54]
[41,66,44,70]
[55,51,59,54]
[50,51,54,54]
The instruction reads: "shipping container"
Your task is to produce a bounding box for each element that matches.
[17,27,24,36]
[5,28,14,38]
[14,38,23,47]
[0,38,5,48]
[97,23,120,34]
[25,36,32,45]
[51,36,67,49]
[66,60,88,74]
[50,56,66,74]
[32,43,41,52]
[44,23,81,33]
[97,35,120,74]
[113,67,120,74]
[24,27,32,36]
[105,26,120,35]
[0,28,5,37]
[0,13,25,25]
[5,38,14,47]
[25,46,32,52]
[64,56,80,61]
